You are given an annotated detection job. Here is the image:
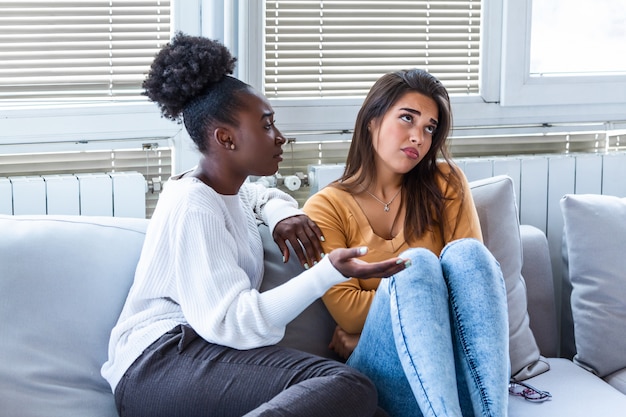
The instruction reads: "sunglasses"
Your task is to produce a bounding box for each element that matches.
[508,380,552,403]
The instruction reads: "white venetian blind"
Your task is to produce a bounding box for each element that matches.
[0,0,171,103]
[264,0,481,98]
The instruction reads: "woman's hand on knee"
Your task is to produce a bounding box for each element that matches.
[328,247,409,279]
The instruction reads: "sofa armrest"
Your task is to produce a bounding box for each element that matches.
[519,224,558,357]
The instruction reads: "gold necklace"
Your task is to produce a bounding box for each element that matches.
[364,187,401,212]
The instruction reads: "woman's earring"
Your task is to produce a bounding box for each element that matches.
[230,143,235,150]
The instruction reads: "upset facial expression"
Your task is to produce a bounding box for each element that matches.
[232,91,286,177]
[369,91,438,175]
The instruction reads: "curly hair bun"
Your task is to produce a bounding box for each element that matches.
[143,32,237,121]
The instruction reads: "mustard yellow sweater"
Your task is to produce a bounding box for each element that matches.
[302,163,482,334]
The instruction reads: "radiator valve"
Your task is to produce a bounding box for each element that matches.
[147,177,163,193]
[283,175,302,191]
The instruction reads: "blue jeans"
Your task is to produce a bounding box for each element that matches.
[347,239,509,417]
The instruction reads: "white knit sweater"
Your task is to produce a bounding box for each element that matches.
[101,176,347,391]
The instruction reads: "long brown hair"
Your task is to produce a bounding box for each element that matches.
[336,68,463,240]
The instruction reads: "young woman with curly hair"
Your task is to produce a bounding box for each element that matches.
[101,33,408,417]
[303,69,510,416]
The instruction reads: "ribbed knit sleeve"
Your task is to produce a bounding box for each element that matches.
[239,182,303,231]
[172,194,345,349]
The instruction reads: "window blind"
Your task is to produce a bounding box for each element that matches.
[264,0,481,98]
[0,0,171,103]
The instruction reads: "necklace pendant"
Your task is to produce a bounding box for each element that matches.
[384,204,390,212]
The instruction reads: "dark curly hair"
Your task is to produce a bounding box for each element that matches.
[143,32,252,152]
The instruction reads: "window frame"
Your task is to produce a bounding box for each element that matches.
[501,0,626,107]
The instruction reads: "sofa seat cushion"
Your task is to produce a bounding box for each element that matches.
[604,368,626,395]
[508,358,626,417]
[0,215,148,417]
[560,194,626,380]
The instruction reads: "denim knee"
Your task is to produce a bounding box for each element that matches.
[391,247,445,293]
[400,246,437,262]
[440,238,488,261]
[440,239,502,283]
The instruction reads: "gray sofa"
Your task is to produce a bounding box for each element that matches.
[1,175,625,416]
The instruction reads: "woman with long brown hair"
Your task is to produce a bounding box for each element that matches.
[304,69,509,416]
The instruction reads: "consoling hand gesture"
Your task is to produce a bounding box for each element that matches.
[328,246,409,279]
[272,214,326,268]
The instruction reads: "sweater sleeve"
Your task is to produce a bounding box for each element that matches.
[239,182,303,232]
[172,204,346,350]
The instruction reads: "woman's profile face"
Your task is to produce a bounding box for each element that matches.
[369,91,438,176]
[231,91,286,177]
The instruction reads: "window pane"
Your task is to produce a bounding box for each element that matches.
[530,0,626,75]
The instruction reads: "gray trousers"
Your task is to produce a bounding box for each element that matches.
[114,324,388,417]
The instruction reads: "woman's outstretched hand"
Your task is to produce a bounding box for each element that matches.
[273,214,326,269]
[328,246,409,279]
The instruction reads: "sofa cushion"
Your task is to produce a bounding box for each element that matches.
[560,193,626,381]
[519,224,558,357]
[0,215,148,417]
[261,174,548,381]
[467,175,549,380]
[259,223,341,359]
[604,368,626,395]
[508,358,626,417]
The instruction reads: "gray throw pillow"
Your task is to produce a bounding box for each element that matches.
[470,175,549,380]
[259,223,340,360]
[560,193,626,378]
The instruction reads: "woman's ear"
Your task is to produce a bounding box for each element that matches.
[368,117,380,132]
[213,126,236,150]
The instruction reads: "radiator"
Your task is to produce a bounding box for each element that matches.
[458,151,626,279]
[0,171,147,218]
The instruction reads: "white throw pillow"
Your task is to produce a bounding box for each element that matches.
[560,193,626,377]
